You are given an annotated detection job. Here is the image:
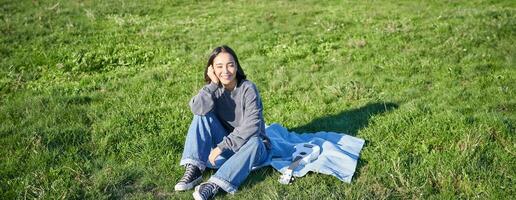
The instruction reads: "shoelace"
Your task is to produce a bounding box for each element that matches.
[199,183,218,199]
[179,164,199,183]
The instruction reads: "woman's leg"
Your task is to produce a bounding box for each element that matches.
[177,112,229,191]
[207,136,269,194]
[180,112,228,171]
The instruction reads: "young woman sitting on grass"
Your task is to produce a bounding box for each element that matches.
[175,45,271,200]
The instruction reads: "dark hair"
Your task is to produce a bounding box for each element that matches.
[204,45,247,84]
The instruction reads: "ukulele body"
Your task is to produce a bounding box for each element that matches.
[279,143,321,184]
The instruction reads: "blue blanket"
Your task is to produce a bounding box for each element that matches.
[263,123,365,183]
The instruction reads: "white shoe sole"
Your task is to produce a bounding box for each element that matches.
[192,186,203,200]
[174,176,202,191]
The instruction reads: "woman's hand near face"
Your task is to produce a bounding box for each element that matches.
[207,65,219,84]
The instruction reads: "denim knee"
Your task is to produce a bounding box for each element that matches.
[193,111,218,122]
[241,137,261,149]
[197,111,216,117]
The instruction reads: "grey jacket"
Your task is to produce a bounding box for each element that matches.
[189,80,270,152]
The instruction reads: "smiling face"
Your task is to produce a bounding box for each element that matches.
[212,52,237,88]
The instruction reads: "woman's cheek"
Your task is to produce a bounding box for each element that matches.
[214,69,222,76]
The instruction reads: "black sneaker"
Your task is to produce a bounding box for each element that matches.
[174,164,203,191]
[193,182,220,200]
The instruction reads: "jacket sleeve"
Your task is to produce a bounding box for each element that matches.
[217,84,264,152]
[189,82,219,115]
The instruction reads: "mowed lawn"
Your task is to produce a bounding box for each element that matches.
[1,0,514,199]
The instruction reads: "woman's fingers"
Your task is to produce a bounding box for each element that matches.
[208,65,219,84]
[208,147,221,165]
[209,155,216,166]
[207,65,212,75]
[208,152,216,165]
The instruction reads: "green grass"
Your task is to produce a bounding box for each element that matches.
[1,0,514,199]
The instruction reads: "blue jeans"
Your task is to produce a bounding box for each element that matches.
[180,112,270,194]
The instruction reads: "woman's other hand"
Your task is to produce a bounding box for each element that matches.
[207,65,219,84]
[208,147,222,166]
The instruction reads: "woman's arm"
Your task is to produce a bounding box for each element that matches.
[189,82,219,115]
[216,83,263,152]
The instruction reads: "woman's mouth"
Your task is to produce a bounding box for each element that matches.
[220,74,232,80]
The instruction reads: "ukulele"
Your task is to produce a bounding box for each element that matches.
[279,143,321,184]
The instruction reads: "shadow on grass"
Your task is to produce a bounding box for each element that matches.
[219,167,276,198]
[291,102,399,136]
